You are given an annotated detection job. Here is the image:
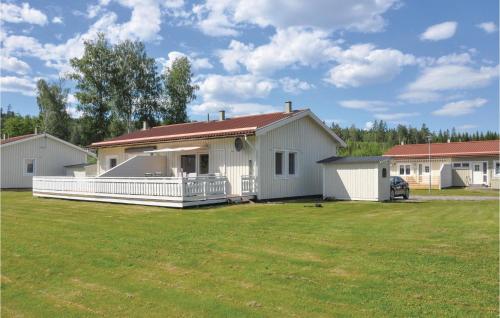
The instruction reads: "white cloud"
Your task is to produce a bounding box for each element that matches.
[0,55,31,74]
[158,51,213,72]
[194,0,399,36]
[325,44,416,87]
[1,0,182,75]
[0,76,37,96]
[420,21,457,41]
[198,74,276,101]
[279,77,313,94]
[477,22,497,34]
[456,124,478,130]
[190,101,279,116]
[218,27,339,75]
[0,2,48,25]
[374,112,419,120]
[408,64,498,92]
[52,16,63,24]
[364,121,374,130]
[436,52,472,65]
[432,98,487,117]
[400,64,498,103]
[339,100,389,112]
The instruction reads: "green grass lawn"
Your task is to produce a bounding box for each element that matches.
[412,187,500,197]
[2,191,498,317]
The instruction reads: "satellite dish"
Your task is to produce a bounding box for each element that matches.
[234,137,243,152]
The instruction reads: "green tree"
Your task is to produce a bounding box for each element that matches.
[36,79,71,140]
[162,56,198,124]
[111,40,162,133]
[69,33,114,144]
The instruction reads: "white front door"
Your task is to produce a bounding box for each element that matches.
[472,162,487,185]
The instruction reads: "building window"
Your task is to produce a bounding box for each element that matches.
[275,152,283,175]
[24,158,35,175]
[382,168,387,178]
[106,155,118,170]
[495,161,500,176]
[248,159,253,176]
[181,155,196,174]
[109,158,117,168]
[424,165,430,173]
[288,152,296,175]
[199,154,209,174]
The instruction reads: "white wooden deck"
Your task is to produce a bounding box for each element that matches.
[32,176,231,208]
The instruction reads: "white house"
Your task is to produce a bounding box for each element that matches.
[1,133,95,188]
[32,102,347,207]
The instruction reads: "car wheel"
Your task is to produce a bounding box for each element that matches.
[390,189,395,200]
[403,189,409,199]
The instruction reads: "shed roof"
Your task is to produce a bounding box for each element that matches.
[317,156,389,164]
[384,140,500,158]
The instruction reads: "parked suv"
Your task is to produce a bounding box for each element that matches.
[390,176,410,200]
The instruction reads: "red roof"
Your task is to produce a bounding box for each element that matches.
[384,140,500,158]
[0,133,36,145]
[92,110,307,147]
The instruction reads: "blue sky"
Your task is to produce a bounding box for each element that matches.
[1,0,498,132]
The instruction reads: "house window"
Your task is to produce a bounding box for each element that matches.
[181,155,196,174]
[275,152,283,175]
[248,159,253,176]
[24,158,35,175]
[106,155,118,170]
[424,165,430,173]
[288,152,296,175]
[382,168,387,178]
[199,154,209,175]
[495,161,500,176]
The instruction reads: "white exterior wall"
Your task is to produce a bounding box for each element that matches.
[256,116,337,200]
[323,162,387,201]
[1,136,88,188]
[96,136,256,195]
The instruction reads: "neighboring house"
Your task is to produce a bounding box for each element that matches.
[384,140,500,189]
[1,133,95,189]
[32,102,346,207]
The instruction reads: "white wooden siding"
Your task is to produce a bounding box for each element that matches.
[323,162,389,201]
[257,116,337,199]
[1,136,88,188]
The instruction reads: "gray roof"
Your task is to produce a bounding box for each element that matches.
[317,156,390,164]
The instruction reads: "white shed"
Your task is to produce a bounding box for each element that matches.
[318,156,390,202]
[1,133,95,188]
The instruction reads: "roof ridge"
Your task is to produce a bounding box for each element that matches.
[393,139,500,147]
[150,109,307,130]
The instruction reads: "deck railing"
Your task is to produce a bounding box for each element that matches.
[241,175,257,195]
[32,176,228,202]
